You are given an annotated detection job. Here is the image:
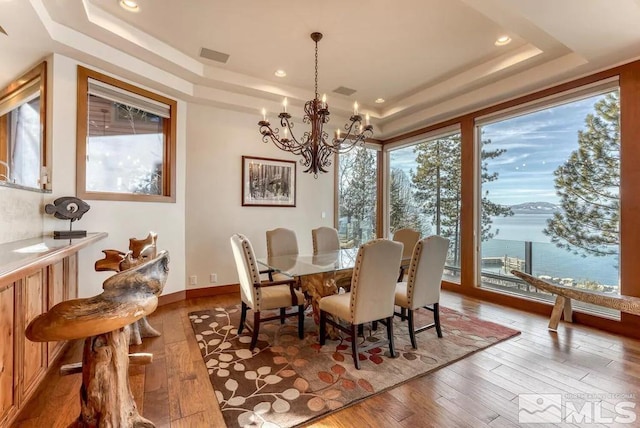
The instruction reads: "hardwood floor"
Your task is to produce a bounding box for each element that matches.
[12,291,640,427]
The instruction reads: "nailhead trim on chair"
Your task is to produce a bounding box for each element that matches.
[405,239,424,308]
[240,234,262,311]
[349,239,385,321]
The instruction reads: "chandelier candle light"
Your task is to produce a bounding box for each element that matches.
[258,32,373,177]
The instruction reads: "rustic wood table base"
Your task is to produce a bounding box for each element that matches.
[300,270,352,340]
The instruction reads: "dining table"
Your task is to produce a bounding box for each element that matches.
[258,247,409,339]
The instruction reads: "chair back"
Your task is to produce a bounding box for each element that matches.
[406,235,450,309]
[350,239,403,324]
[230,234,261,308]
[312,227,340,254]
[266,228,299,257]
[392,228,421,259]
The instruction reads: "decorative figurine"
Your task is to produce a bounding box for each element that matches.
[44,196,90,239]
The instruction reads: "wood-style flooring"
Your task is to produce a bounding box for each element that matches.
[13,291,640,427]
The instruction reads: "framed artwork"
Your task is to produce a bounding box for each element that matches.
[242,156,296,207]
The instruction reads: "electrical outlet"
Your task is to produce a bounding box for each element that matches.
[210,273,217,283]
[189,275,197,286]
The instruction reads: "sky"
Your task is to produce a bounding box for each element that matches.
[390,92,614,206]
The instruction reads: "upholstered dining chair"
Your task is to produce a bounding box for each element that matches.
[265,228,300,323]
[318,239,403,369]
[392,228,421,280]
[312,227,340,254]
[230,234,305,350]
[266,227,299,257]
[394,235,450,349]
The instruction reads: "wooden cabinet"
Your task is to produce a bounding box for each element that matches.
[0,233,107,427]
[20,270,47,401]
[47,261,66,362]
[0,285,16,425]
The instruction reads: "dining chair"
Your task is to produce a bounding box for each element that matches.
[266,227,299,257]
[318,239,403,369]
[394,235,450,349]
[392,228,421,280]
[230,234,305,350]
[265,228,300,323]
[312,227,340,254]
[312,226,351,292]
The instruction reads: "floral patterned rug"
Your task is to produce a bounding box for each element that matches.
[188,305,519,428]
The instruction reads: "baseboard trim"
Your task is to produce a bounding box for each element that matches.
[186,284,240,299]
[158,290,186,306]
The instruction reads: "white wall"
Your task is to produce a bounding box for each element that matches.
[185,104,334,288]
[43,54,187,298]
[0,185,44,244]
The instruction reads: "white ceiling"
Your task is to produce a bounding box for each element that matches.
[1,0,640,138]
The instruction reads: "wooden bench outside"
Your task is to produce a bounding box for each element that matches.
[511,270,640,330]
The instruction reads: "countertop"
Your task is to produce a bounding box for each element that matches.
[0,232,108,287]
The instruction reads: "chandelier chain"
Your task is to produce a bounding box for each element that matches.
[314,38,319,100]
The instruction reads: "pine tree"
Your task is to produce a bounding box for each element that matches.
[412,135,511,266]
[389,168,424,234]
[543,92,620,257]
[340,147,377,247]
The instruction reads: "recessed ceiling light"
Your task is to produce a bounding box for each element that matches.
[275,70,287,77]
[375,98,385,104]
[495,35,511,46]
[119,0,140,12]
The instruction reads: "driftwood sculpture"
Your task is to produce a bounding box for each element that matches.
[511,270,640,330]
[26,250,170,428]
[94,232,161,344]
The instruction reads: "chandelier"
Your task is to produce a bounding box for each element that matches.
[258,32,373,177]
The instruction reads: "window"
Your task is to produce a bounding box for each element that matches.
[388,131,461,283]
[76,66,177,202]
[337,145,379,248]
[477,86,620,316]
[0,62,46,190]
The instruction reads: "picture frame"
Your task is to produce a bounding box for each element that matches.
[242,156,296,207]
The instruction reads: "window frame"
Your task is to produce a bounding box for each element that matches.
[76,66,177,202]
[0,61,47,191]
[474,84,621,317]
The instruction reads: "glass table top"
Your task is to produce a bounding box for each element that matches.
[257,248,359,278]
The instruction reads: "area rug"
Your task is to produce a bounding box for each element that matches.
[188,305,519,428]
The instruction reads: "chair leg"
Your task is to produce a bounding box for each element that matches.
[298,305,304,339]
[386,316,397,358]
[434,303,443,338]
[372,320,378,331]
[238,302,247,335]
[280,308,286,324]
[250,311,261,350]
[351,324,360,370]
[358,324,364,337]
[408,309,417,349]
[319,310,327,346]
[400,307,406,321]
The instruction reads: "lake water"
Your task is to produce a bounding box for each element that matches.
[483,213,619,287]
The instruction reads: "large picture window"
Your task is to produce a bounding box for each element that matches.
[477,86,620,316]
[76,66,177,202]
[388,131,461,283]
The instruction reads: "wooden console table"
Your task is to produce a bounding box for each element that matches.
[0,232,107,427]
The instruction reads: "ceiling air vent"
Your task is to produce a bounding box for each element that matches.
[333,86,357,96]
[199,47,230,64]
[0,25,7,36]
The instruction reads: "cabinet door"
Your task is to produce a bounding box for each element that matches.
[66,254,78,300]
[47,261,65,363]
[21,270,47,401]
[0,285,16,425]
